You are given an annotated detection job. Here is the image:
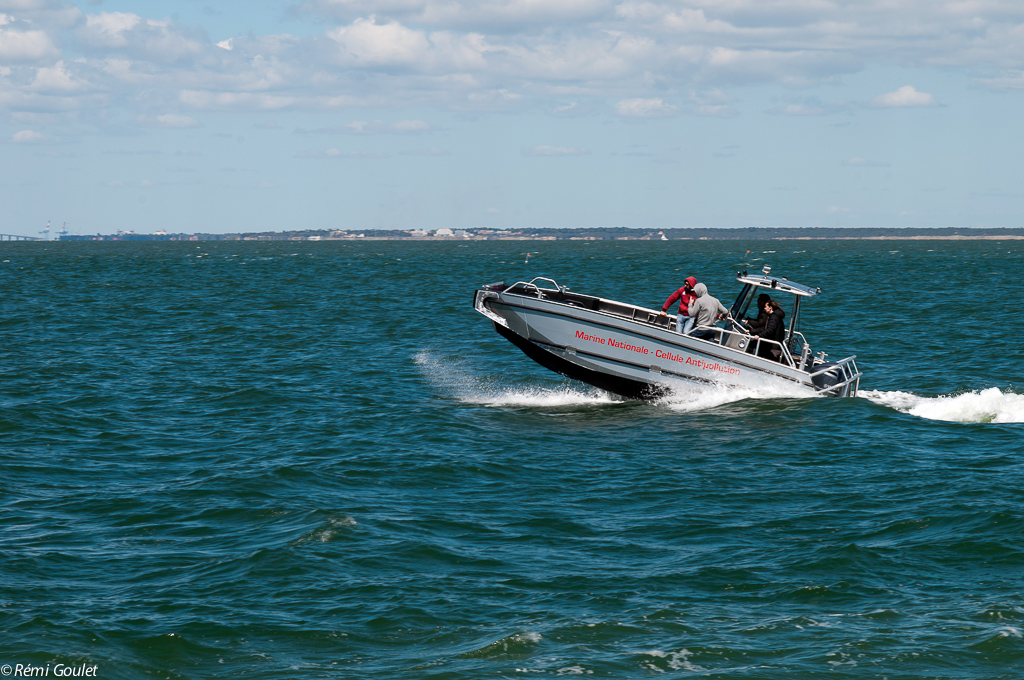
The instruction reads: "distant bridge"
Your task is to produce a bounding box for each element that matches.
[0,234,45,241]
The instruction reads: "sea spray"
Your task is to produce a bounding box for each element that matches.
[414,349,618,407]
[861,388,1024,423]
[657,375,816,412]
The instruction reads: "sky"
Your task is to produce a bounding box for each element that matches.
[2,0,1023,236]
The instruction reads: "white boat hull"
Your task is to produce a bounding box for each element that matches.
[474,279,861,399]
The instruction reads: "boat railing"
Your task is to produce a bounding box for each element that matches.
[505,280,799,365]
[692,324,797,367]
[506,281,670,323]
[788,332,812,370]
[505,277,562,297]
[527,276,561,291]
[809,356,862,396]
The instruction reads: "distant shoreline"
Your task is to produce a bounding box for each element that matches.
[758,235,1024,240]
[315,234,1024,241]
[18,226,1024,243]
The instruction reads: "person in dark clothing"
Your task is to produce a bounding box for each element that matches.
[743,293,773,337]
[752,299,786,361]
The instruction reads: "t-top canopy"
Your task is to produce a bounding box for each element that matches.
[735,270,821,297]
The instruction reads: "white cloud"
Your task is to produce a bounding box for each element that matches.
[522,145,590,156]
[82,12,141,47]
[305,0,611,27]
[296,147,391,158]
[153,113,200,128]
[615,97,678,117]
[782,103,826,115]
[0,1,83,27]
[975,71,1024,90]
[690,89,735,116]
[326,17,494,75]
[78,11,206,62]
[333,119,432,133]
[871,85,936,107]
[507,32,656,82]
[0,25,59,62]
[179,91,301,110]
[30,61,83,91]
[328,16,430,66]
[11,128,49,142]
[464,88,522,110]
[693,104,732,116]
[662,7,737,34]
[768,95,854,116]
[0,0,1020,119]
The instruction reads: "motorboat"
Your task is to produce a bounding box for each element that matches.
[473,266,861,399]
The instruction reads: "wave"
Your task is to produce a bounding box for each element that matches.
[657,376,814,413]
[458,631,542,659]
[436,379,619,407]
[416,349,817,412]
[861,387,1024,423]
[638,649,704,673]
[462,386,617,408]
[289,515,357,546]
[414,350,618,407]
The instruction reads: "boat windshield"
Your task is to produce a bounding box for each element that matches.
[730,284,783,326]
[729,273,818,341]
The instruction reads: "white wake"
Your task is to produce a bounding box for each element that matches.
[414,350,618,407]
[861,387,1024,423]
[415,350,817,411]
[656,377,815,413]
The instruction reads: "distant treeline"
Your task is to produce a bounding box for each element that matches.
[58,226,1023,242]
[651,226,1024,239]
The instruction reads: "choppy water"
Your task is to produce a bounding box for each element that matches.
[1,239,1022,679]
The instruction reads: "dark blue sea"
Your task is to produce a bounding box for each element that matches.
[2,239,1022,679]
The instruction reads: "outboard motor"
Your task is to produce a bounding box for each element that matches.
[810,362,844,392]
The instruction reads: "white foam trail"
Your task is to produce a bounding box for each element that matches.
[414,350,618,408]
[657,376,814,412]
[466,386,617,408]
[861,388,1024,423]
[416,350,822,411]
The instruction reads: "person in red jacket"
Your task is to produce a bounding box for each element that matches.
[657,276,697,334]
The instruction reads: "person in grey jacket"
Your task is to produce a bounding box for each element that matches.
[687,282,729,340]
